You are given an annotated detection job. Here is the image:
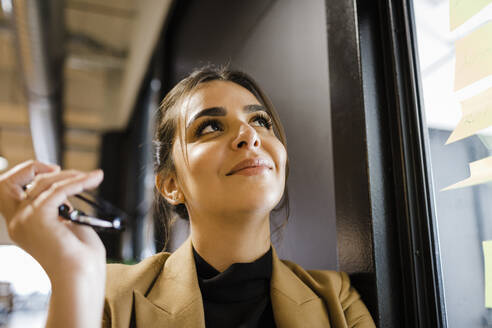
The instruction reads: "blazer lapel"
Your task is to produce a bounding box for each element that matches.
[133,237,205,328]
[131,239,331,327]
[270,247,332,328]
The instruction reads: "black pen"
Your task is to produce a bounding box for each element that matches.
[22,183,123,230]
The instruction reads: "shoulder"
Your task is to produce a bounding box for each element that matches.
[105,252,171,300]
[280,260,376,327]
[279,259,349,293]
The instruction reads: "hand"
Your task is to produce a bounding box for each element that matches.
[0,159,109,327]
[0,159,106,281]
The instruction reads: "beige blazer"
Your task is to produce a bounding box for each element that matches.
[102,238,376,327]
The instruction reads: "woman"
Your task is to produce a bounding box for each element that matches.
[0,66,376,327]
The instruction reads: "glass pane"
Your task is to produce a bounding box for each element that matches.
[411,0,492,327]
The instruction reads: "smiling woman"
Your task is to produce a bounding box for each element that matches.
[152,68,290,243]
[102,66,376,327]
[155,73,288,271]
[0,66,376,328]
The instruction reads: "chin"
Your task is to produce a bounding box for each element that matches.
[233,194,281,212]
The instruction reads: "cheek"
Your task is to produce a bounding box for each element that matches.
[187,143,224,177]
[172,142,221,196]
[271,139,287,171]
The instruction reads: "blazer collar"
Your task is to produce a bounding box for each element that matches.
[133,236,205,326]
[133,237,330,327]
[270,247,331,327]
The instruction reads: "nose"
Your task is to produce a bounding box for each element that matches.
[230,122,261,150]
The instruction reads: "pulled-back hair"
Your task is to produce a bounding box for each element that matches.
[153,65,290,250]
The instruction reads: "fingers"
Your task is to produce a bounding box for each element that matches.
[2,164,107,281]
[34,170,104,210]
[25,170,84,201]
[1,160,60,201]
[4,160,60,186]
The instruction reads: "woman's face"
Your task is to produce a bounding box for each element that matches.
[169,80,287,221]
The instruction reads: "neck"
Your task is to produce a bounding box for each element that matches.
[190,213,271,272]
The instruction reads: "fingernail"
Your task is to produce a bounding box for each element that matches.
[91,169,103,177]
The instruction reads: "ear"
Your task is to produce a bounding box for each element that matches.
[155,172,184,205]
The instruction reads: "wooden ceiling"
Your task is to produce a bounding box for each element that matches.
[0,0,171,172]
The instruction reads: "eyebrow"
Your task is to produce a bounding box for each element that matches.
[186,104,267,129]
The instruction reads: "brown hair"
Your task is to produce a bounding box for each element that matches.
[153,65,290,250]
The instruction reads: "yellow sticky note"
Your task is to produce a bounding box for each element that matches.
[446,87,492,144]
[454,21,492,91]
[442,156,492,190]
[483,240,492,308]
[450,0,492,31]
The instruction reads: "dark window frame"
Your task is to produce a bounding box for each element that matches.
[328,0,447,326]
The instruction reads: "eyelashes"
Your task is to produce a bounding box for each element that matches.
[193,112,273,137]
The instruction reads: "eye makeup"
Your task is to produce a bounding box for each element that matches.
[193,112,273,137]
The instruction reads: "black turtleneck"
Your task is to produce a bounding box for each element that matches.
[192,247,277,328]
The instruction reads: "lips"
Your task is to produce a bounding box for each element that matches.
[226,158,274,175]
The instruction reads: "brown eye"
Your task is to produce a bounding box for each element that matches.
[252,113,273,130]
[194,119,222,137]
